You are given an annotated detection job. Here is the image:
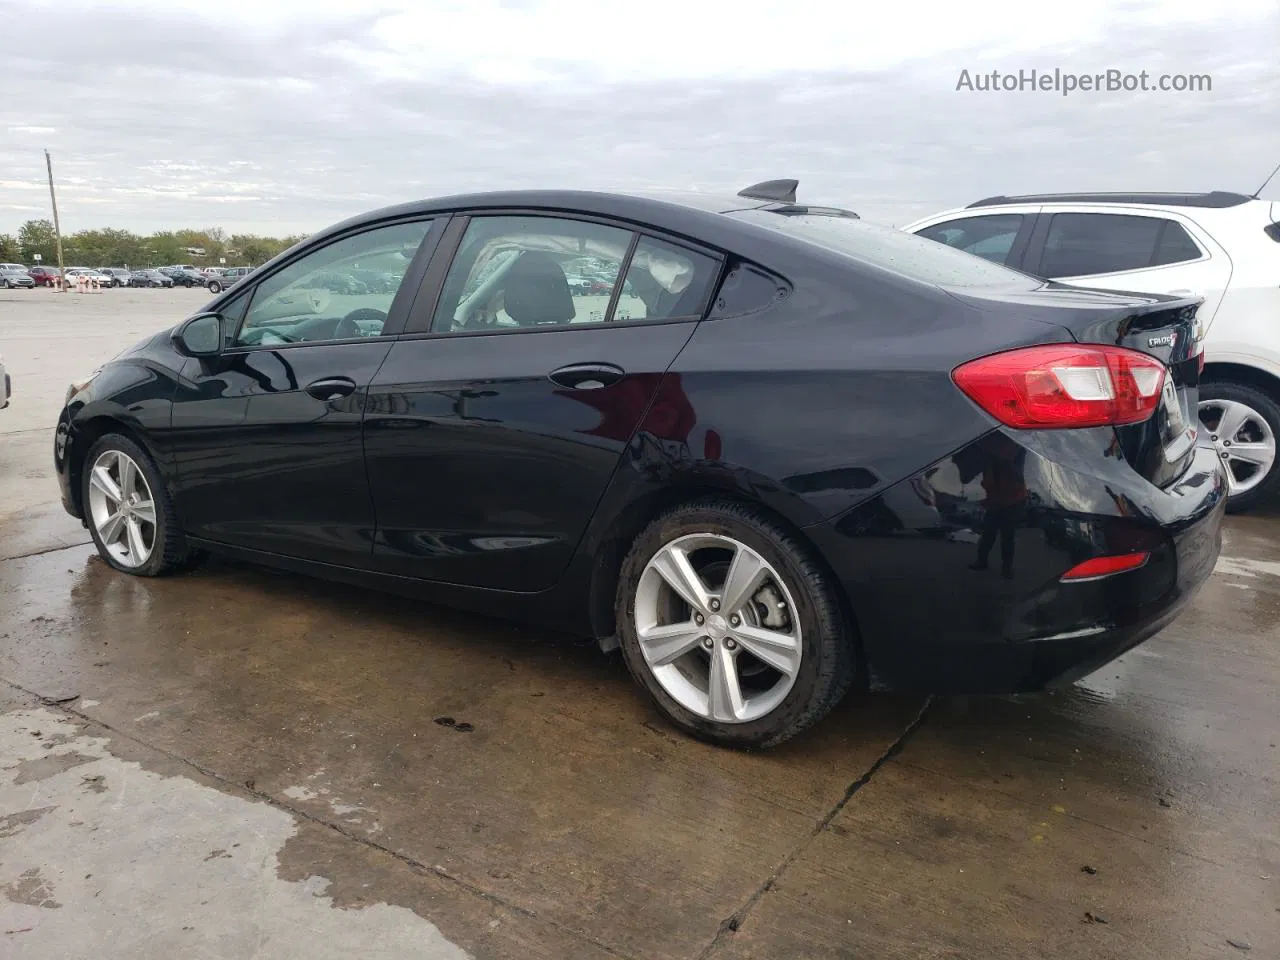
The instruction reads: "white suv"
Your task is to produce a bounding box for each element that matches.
[904,192,1280,511]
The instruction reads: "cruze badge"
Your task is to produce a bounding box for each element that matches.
[1148,332,1177,348]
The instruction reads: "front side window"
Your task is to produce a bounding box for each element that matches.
[234,220,432,347]
[915,214,1025,265]
[1038,213,1201,278]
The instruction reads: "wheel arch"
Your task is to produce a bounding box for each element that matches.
[1201,360,1280,401]
[66,415,159,519]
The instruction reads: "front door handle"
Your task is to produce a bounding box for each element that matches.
[548,362,625,390]
[305,376,357,401]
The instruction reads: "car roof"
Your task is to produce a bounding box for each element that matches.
[311,184,860,247]
[966,191,1255,210]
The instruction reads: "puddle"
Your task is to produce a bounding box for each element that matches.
[0,707,467,958]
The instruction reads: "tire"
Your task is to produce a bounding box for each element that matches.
[615,499,856,749]
[208,281,222,293]
[81,433,202,576]
[1,280,9,289]
[1199,379,1280,513]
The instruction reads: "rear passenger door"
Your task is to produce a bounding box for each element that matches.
[363,213,723,592]
[1025,209,1233,323]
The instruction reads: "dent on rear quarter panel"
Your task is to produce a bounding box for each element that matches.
[663,270,1076,524]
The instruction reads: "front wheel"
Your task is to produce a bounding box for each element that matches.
[616,500,856,748]
[1199,380,1280,513]
[82,434,200,576]
[208,281,222,293]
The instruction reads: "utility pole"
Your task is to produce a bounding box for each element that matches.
[45,149,66,291]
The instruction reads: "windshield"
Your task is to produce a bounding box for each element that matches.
[726,209,1043,290]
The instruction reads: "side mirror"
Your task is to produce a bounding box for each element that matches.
[174,313,225,357]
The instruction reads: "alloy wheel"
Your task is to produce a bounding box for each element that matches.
[87,449,157,568]
[634,533,803,724]
[1198,398,1277,496]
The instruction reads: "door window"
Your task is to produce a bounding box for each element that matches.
[915,214,1025,264]
[431,216,633,332]
[613,237,720,322]
[1039,213,1202,278]
[431,217,722,332]
[234,220,432,347]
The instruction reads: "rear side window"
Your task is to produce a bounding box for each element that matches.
[1039,213,1203,278]
[613,237,720,323]
[915,214,1025,265]
[707,261,788,318]
[728,209,1041,289]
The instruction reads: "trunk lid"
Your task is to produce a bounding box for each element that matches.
[947,283,1203,487]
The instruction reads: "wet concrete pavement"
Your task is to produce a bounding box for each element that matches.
[2,290,1278,958]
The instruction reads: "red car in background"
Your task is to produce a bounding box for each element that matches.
[28,266,62,287]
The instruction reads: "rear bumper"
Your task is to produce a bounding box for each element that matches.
[807,431,1227,694]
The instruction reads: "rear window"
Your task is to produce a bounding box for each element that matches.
[726,209,1043,289]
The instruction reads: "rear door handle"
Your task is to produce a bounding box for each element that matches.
[305,376,357,401]
[548,362,625,390]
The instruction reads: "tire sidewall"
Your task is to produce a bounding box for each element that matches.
[616,505,846,748]
[81,434,172,576]
[1200,379,1280,512]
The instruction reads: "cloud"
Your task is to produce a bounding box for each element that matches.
[1,0,1277,236]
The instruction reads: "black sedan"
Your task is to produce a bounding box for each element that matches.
[159,267,206,287]
[128,270,174,288]
[53,181,1226,748]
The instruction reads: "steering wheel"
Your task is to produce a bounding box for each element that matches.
[336,308,387,339]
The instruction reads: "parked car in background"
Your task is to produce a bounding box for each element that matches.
[0,265,35,288]
[904,191,1280,511]
[53,180,1226,748]
[28,266,61,287]
[98,268,133,286]
[158,267,206,287]
[206,266,249,293]
[128,269,175,288]
[64,267,116,287]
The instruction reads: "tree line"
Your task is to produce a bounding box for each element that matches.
[0,219,308,270]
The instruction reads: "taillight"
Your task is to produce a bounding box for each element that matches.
[952,344,1166,429]
[1060,552,1150,581]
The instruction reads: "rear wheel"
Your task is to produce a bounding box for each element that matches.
[1198,380,1280,513]
[82,434,200,576]
[616,500,856,748]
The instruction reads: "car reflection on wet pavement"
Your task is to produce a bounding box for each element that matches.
[1,291,1277,959]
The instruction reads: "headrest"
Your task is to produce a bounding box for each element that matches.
[503,252,575,326]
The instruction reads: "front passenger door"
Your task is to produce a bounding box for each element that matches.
[169,218,439,566]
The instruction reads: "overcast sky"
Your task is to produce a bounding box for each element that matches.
[3,0,1279,236]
